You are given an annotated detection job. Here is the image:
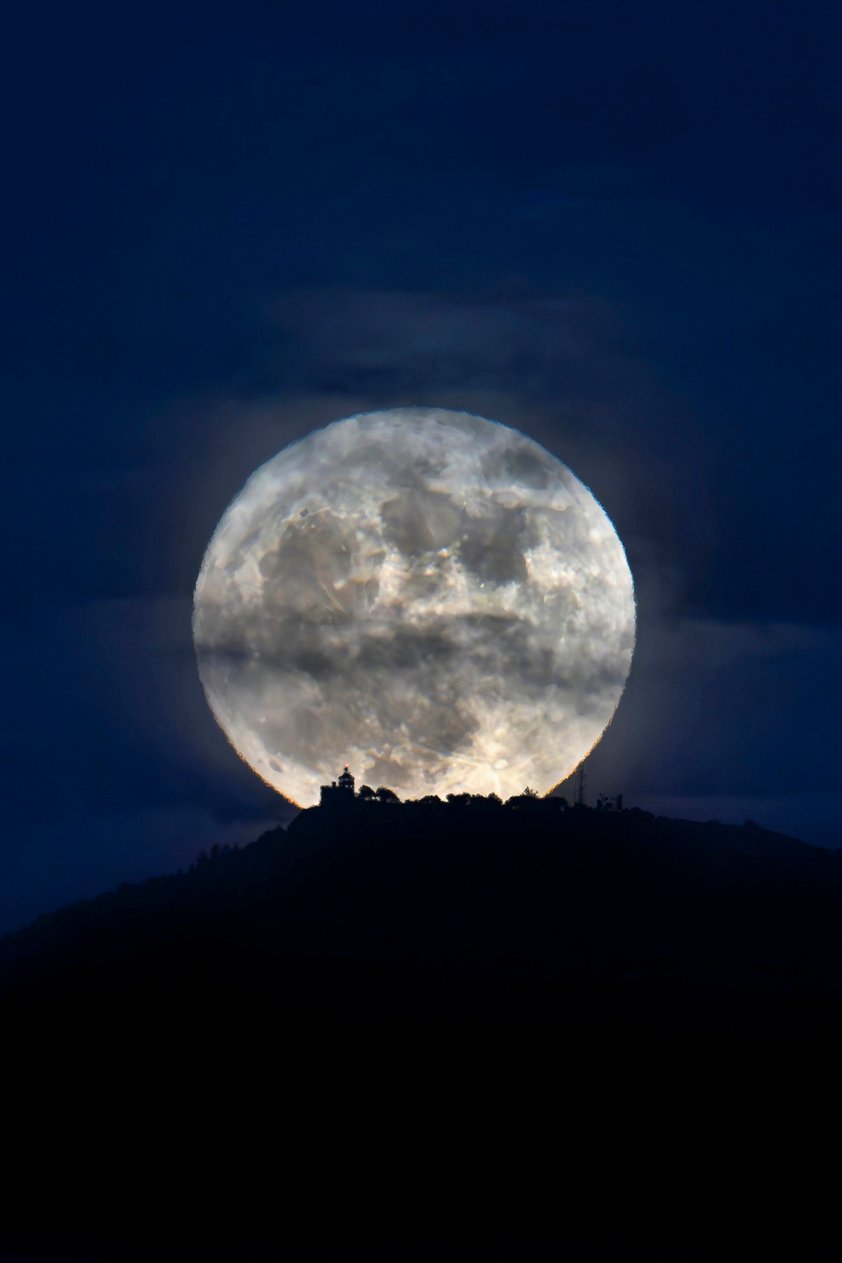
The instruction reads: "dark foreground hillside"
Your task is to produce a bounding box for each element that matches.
[3,799,841,1260]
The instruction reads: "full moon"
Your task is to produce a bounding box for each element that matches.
[193,408,635,805]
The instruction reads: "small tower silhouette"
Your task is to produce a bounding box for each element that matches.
[320,765,356,809]
[575,764,586,807]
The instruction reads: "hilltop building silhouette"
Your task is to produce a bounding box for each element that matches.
[316,763,623,813]
[320,765,356,809]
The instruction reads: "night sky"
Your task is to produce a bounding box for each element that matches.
[4,0,841,931]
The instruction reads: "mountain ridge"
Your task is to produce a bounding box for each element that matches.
[2,798,841,1257]
[3,799,840,1019]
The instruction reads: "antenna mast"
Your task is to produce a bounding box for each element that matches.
[576,764,586,807]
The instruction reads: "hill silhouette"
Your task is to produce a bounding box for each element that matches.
[2,797,841,1260]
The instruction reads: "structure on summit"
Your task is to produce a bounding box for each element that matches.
[317,764,625,813]
[319,768,403,808]
[319,765,356,809]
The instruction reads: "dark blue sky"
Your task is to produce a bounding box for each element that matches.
[3,0,841,929]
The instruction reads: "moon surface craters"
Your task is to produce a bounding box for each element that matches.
[193,408,635,805]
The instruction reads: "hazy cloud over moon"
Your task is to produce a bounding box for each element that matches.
[193,408,635,805]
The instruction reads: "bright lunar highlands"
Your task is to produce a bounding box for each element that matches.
[193,408,635,805]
